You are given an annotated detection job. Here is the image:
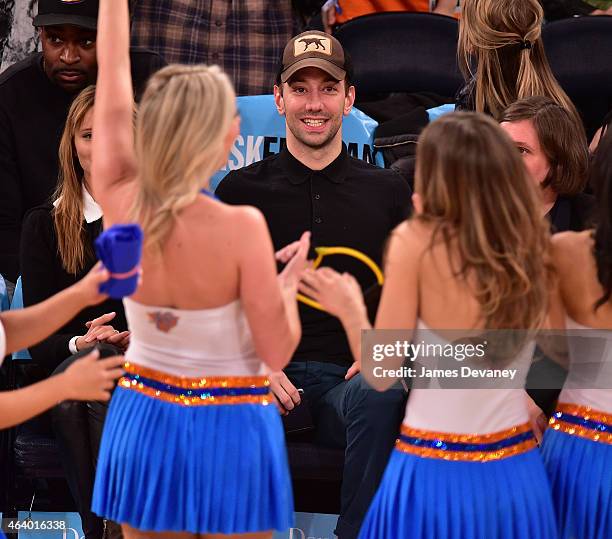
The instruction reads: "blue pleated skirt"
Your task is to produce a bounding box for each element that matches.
[92,378,294,534]
[358,425,558,539]
[541,406,612,539]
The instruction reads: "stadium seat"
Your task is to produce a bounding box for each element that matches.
[10,278,31,361]
[0,275,10,312]
[333,12,463,98]
[542,15,612,136]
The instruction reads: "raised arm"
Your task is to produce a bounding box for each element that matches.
[92,0,138,225]
[238,208,308,372]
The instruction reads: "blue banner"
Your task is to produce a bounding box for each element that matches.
[211,94,383,191]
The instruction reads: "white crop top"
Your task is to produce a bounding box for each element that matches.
[123,297,265,378]
[403,319,534,434]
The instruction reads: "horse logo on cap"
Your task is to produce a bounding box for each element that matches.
[294,34,332,56]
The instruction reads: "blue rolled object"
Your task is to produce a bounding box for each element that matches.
[94,224,144,299]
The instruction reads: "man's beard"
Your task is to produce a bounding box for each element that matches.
[287,117,342,150]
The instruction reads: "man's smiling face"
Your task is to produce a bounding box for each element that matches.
[275,66,355,151]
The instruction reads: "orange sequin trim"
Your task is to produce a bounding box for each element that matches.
[123,361,270,389]
[118,377,271,406]
[119,362,271,406]
[548,402,612,445]
[555,402,612,426]
[395,422,537,462]
[399,422,532,444]
[395,438,537,462]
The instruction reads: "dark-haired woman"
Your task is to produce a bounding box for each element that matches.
[20,85,128,539]
[540,128,612,539]
[501,96,594,233]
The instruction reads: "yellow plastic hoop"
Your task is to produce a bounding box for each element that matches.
[297,246,384,312]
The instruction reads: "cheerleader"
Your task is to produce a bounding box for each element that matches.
[90,1,308,538]
[540,128,612,539]
[299,112,558,539]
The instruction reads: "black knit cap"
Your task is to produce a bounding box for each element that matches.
[33,0,98,31]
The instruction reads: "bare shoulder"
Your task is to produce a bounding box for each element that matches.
[551,230,593,267]
[391,219,433,251]
[222,203,267,232]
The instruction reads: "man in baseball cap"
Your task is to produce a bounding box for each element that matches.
[217,30,411,539]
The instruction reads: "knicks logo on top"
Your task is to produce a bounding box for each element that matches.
[294,34,332,56]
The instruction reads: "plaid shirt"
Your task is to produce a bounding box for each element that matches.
[130,1,298,96]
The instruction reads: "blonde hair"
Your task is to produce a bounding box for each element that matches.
[53,85,96,275]
[131,64,236,252]
[459,0,577,121]
[415,112,553,330]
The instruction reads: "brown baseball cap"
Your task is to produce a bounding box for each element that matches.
[280,30,347,84]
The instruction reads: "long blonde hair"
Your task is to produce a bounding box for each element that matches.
[131,64,236,252]
[53,85,96,275]
[415,112,553,330]
[459,0,577,120]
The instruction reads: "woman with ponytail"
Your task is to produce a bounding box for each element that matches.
[540,127,612,539]
[20,85,129,539]
[90,1,309,537]
[457,0,579,122]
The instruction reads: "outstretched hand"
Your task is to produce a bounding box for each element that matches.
[298,267,366,320]
[63,349,125,402]
[277,231,311,292]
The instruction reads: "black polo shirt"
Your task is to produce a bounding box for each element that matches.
[216,146,412,367]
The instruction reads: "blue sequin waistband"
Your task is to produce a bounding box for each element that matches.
[119,362,271,406]
[549,403,612,444]
[396,423,537,462]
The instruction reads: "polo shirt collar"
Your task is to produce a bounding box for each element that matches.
[279,145,350,185]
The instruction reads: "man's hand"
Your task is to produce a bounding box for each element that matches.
[345,360,361,380]
[269,370,301,415]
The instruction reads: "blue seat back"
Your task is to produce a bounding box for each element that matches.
[10,277,32,361]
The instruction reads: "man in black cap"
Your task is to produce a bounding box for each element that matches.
[0,0,163,284]
[217,30,411,539]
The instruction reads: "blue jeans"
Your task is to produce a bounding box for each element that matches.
[285,361,407,539]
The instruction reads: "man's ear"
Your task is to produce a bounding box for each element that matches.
[344,85,356,116]
[274,85,285,116]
